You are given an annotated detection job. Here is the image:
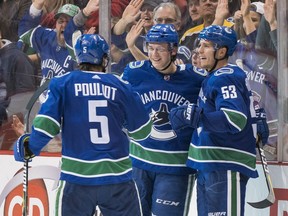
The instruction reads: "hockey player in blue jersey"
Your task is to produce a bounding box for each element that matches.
[122,24,206,216]
[169,25,259,216]
[13,34,152,216]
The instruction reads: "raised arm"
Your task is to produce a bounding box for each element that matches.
[18,0,46,36]
[264,0,277,49]
[112,0,144,35]
[264,0,277,31]
[126,19,148,61]
[239,0,256,36]
[212,0,230,25]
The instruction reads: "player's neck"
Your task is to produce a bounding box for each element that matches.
[158,62,177,75]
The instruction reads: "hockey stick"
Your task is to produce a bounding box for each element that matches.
[22,79,50,216]
[247,140,275,209]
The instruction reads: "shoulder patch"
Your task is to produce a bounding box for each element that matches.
[129,61,145,69]
[193,66,207,76]
[178,46,191,60]
[214,67,234,76]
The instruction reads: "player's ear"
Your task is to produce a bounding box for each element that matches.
[217,47,228,59]
[102,56,109,68]
[172,46,178,56]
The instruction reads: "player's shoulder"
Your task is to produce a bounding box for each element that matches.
[126,60,150,71]
[177,64,207,84]
[185,64,207,77]
[211,64,246,85]
[123,60,152,80]
[52,71,72,80]
[213,64,245,77]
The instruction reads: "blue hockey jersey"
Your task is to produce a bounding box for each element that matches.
[122,60,206,175]
[28,71,152,185]
[18,11,77,79]
[187,64,258,178]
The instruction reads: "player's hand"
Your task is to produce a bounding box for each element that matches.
[169,104,202,131]
[255,108,269,145]
[13,134,35,162]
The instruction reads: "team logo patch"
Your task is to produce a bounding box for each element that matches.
[150,103,176,140]
[129,61,145,69]
[214,67,234,76]
[164,75,170,81]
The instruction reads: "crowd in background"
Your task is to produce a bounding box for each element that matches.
[0,0,278,157]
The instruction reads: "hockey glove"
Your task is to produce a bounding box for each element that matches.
[13,134,35,162]
[169,103,202,131]
[255,108,269,145]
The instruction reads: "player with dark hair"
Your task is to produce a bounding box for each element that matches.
[169,25,260,216]
[14,34,152,216]
[122,24,206,216]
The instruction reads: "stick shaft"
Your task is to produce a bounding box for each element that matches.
[22,159,29,216]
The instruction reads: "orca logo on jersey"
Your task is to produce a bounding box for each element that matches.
[150,103,176,140]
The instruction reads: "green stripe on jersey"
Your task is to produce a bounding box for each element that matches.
[188,144,256,170]
[61,156,132,177]
[130,140,188,166]
[128,119,153,141]
[222,108,247,131]
[33,115,60,136]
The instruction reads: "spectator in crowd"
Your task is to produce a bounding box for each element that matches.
[122,24,206,216]
[18,1,79,80]
[0,0,31,42]
[74,0,130,33]
[18,0,98,91]
[110,0,157,74]
[233,1,263,40]
[14,33,152,216]
[180,0,233,51]
[0,28,37,150]
[179,0,203,37]
[112,1,192,74]
[254,0,278,152]
[169,25,258,216]
[256,0,277,53]
[38,0,75,28]
[11,114,24,137]
[187,0,203,26]
[230,0,264,67]
[39,0,130,32]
